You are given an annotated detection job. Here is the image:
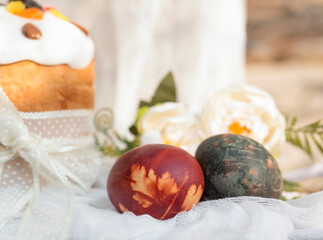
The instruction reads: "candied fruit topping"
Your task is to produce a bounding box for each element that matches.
[14,7,44,19]
[42,6,53,11]
[5,1,26,13]
[45,7,70,22]
[16,0,42,10]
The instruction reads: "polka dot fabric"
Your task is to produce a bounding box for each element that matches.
[0,97,101,240]
[23,116,93,139]
[21,110,95,139]
[19,110,100,190]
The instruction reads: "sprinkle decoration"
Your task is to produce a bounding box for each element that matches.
[6,1,43,19]
[9,0,42,10]
[4,0,90,36]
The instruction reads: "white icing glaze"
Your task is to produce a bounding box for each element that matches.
[0,7,94,69]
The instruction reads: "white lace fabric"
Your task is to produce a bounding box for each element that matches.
[0,87,101,240]
[71,161,323,240]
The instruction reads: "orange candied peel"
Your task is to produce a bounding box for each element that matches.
[44,6,70,22]
[5,1,25,13]
[14,7,44,20]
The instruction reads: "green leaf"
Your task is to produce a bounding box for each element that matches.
[312,134,323,154]
[305,134,312,157]
[281,179,302,201]
[139,100,150,108]
[291,116,298,127]
[119,136,141,155]
[285,114,323,160]
[283,179,300,193]
[129,105,150,136]
[150,72,177,106]
[307,120,322,129]
[129,125,139,136]
[129,71,177,138]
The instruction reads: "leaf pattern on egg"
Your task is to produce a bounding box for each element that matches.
[129,163,202,218]
[132,193,153,208]
[130,164,180,208]
[130,164,159,199]
[118,203,129,213]
[181,184,203,211]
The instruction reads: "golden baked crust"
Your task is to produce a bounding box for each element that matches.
[0,60,94,112]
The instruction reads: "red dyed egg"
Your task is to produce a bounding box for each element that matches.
[107,144,204,220]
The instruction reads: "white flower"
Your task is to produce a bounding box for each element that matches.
[201,84,286,156]
[138,102,205,155]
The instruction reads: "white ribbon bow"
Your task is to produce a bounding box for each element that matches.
[0,87,89,239]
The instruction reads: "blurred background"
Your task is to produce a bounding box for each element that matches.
[247,0,323,192]
[247,0,323,126]
[21,0,323,191]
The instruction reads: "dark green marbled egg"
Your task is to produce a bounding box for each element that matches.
[195,134,283,200]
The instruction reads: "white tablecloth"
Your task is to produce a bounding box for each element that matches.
[71,159,323,240]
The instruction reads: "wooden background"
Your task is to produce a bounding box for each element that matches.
[247,0,323,62]
[247,0,323,192]
[247,0,323,121]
